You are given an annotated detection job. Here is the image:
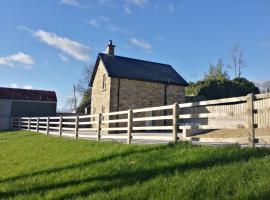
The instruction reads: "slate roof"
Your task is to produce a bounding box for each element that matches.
[0,87,57,101]
[90,53,188,86]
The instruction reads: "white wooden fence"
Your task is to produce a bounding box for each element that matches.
[11,93,270,146]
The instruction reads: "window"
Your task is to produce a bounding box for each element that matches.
[102,74,106,90]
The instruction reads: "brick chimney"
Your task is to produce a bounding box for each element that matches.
[106,40,115,56]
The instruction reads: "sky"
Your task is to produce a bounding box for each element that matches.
[0,0,269,111]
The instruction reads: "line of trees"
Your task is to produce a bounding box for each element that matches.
[186,45,260,100]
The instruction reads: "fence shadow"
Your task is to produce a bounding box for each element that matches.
[0,144,168,184]
[1,145,270,199]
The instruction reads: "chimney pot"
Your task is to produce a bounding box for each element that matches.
[106,40,115,56]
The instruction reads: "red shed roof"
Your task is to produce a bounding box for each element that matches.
[0,87,57,101]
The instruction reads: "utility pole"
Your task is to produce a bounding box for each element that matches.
[73,84,77,113]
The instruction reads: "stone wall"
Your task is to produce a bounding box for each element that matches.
[166,84,185,105]
[110,78,185,112]
[91,61,111,115]
[109,78,185,127]
[90,61,111,128]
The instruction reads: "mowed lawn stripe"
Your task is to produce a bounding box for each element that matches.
[1,131,270,200]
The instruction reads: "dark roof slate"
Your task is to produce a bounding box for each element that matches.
[90,53,188,86]
[0,87,57,101]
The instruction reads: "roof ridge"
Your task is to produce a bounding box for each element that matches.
[99,53,171,67]
[0,87,55,93]
[0,87,57,101]
[90,53,189,87]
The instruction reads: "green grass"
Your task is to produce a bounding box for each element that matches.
[1,131,270,200]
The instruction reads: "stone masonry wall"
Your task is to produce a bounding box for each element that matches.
[109,78,185,127]
[166,84,185,105]
[90,61,111,128]
[110,78,185,111]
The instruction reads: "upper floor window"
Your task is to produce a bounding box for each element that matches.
[102,74,106,90]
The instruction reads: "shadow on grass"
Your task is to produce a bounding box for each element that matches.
[258,189,270,200]
[1,145,270,199]
[0,143,168,184]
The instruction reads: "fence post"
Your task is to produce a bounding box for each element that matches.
[127,109,133,144]
[10,118,13,130]
[46,117,50,135]
[97,113,101,141]
[173,103,179,142]
[18,118,21,130]
[75,115,79,139]
[36,117,39,132]
[247,93,255,147]
[59,117,63,136]
[28,117,31,131]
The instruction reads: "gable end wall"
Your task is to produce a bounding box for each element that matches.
[90,61,111,115]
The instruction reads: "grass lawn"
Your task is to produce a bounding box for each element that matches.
[1,131,270,200]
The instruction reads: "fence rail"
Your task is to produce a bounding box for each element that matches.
[11,93,270,146]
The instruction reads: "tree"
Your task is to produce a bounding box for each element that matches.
[262,81,270,93]
[229,44,246,78]
[76,64,94,93]
[195,78,259,100]
[63,96,76,113]
[204,59,229,81]
[186,59,229,96]
[186,57,259,99]
[76,64,94,107]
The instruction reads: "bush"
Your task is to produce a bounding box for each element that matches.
[186,78,259,100]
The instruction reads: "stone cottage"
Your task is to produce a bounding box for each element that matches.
[90,41,188,118]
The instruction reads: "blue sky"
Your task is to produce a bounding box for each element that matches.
[0,0,269,111]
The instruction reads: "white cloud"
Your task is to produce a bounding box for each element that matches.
[98,15,110,22]
[34,29,91,62]
[126,0,149,7]
[17,25,34,34]
[168,3,175,12]
[88,19,100,27]
[58,0,87,7]
[0,52,34,68]
[108,24,120,32]
[108,24,132,35]
[59,54,70,63]
[9,83,33,89]
[23,85,33,89]
[130,38,153,53]
[58,0,79,6]
[86,16,110,28]
[58,0,111,8]
[10,83,18,88]
[157,35,164,40]
[123,6,133,14]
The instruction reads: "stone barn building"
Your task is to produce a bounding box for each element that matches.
[90,41,188,118]
[0,87,57,130]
